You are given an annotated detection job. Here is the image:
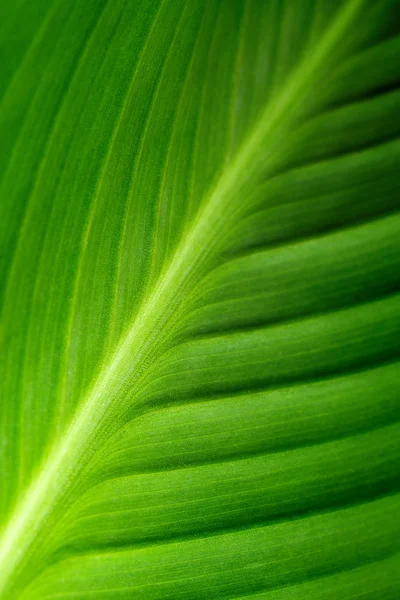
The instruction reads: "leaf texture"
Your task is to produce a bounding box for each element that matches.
[0,0,400,598]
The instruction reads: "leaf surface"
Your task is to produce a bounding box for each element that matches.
[0,0,400,598]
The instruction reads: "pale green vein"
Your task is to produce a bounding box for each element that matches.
[146,5,209,294]
[16,0,112,499]
[0,0,368,595]
[56,0,166,431]
[107,0,191,348]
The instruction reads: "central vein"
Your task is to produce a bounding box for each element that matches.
[0,0,364,595]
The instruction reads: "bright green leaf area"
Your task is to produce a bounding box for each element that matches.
[0,0,400,598]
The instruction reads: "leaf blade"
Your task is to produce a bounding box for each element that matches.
[0,0,400,597]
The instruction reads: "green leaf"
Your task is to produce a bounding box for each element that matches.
[1,0,400,598]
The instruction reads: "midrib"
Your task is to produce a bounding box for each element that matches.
[0,0,363,596]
